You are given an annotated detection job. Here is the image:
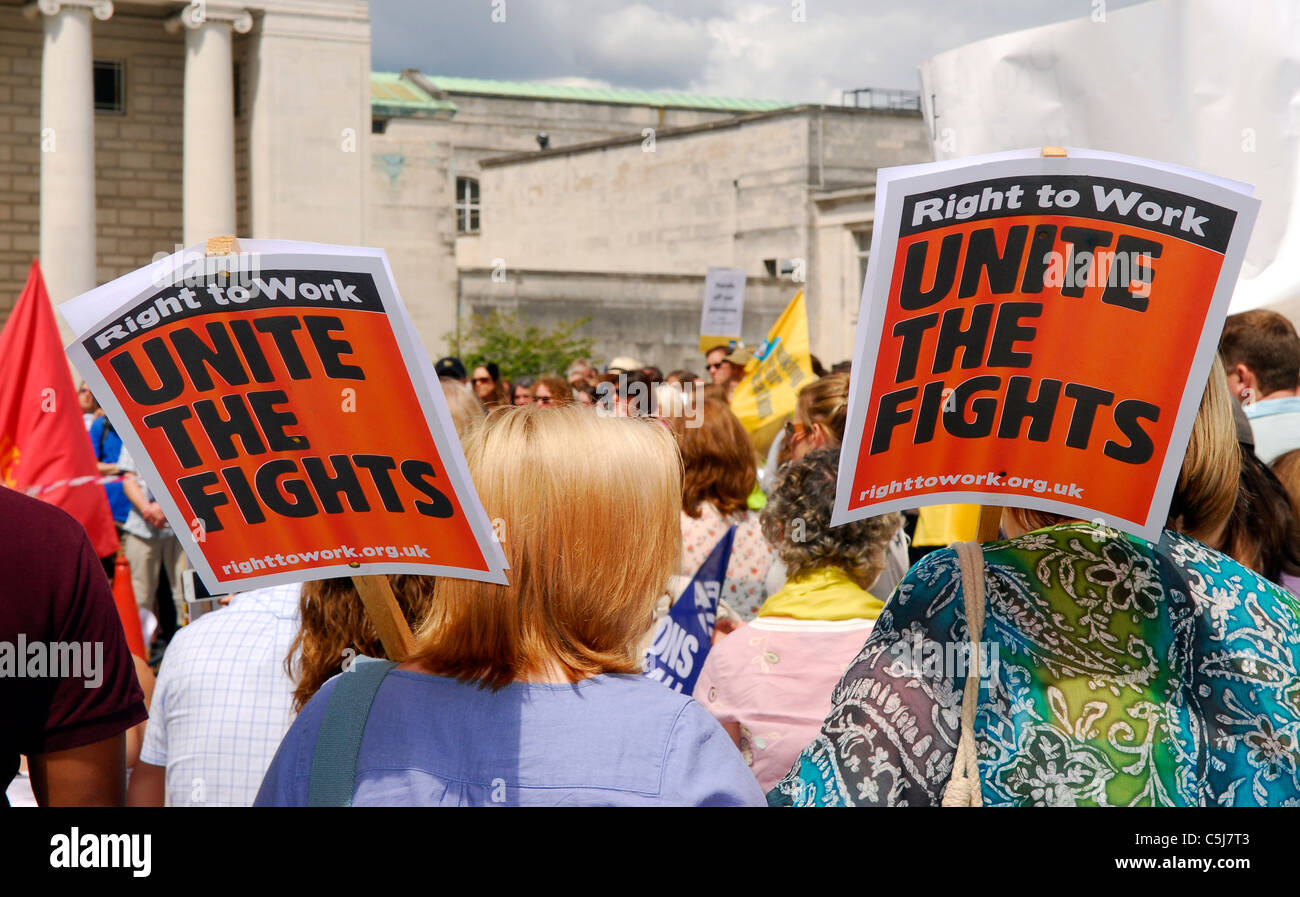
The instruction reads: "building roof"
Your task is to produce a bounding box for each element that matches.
[479,103,910,168]
[419,74,793,113]
[370,72,458,118]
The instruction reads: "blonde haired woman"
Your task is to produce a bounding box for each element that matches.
[772,358,1300,806]
[440,379,486,442]
[258,406,763,806]
[784,373,850,461]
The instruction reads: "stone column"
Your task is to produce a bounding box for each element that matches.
[26,0,113,319]
[167,3,252,244]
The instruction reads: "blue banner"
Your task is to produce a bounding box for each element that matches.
[643,526,736,694]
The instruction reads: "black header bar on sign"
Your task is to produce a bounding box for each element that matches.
[898,175,1236,253]
[84,269,386,360]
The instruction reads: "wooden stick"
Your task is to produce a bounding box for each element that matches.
[351,574,415,662]
[204,234,241,256]
[976,506,1002,543]
[203,234,415,661]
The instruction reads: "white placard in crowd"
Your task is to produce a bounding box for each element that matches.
[699,266,746,348]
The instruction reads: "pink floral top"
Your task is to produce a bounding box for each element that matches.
[693,617,876,792]
[680,503,776,620]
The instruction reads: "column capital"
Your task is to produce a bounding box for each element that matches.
[23,0,113,21]
[166,2,253,35]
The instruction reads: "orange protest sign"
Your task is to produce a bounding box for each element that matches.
[834,149,1259,541]
[63,240,508,592]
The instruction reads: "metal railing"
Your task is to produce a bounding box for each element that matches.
[840,87,922,112]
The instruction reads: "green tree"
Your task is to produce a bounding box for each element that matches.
[445,311,597,382]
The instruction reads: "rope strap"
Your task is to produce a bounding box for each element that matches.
[941,540,986,808]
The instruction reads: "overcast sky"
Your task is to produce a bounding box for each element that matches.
[371,0,1148,103]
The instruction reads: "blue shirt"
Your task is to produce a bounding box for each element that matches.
[88,416,129,524]
[256,670,765,806]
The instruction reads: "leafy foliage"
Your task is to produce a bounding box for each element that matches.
[445,311,597,382]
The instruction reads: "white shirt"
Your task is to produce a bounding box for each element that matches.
[139,583,301,806]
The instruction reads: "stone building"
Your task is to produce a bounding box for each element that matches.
[0,0,930,371]
[367,71,797,369]
[0,0,370,342]
[460,101,929,370]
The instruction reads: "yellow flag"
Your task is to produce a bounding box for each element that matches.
[730,291,814,454]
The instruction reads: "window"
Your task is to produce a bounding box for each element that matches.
[93,60,124,114]
[853,228,872,293]
[371,118,388,134]
[763,258,800,279]
[456,176,480,234]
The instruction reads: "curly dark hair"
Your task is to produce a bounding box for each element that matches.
[287,575,437,712]
[760,447,901,590]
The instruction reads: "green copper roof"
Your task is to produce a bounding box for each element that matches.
[421,75,792,112]
[370,72,457,117]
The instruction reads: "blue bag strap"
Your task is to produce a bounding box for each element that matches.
[307,657,398,807]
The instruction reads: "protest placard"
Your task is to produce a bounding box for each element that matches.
[699,266,746,352]
[62,239,508,593]
[833,148,1260,541]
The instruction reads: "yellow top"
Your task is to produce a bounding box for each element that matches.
[757,566,883,621]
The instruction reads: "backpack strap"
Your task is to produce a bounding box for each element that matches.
[308,657,398,807]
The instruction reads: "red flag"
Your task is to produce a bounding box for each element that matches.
[0,260,119,558]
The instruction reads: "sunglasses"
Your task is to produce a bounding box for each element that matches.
[533,395,553,404]
[707,362,726,371]
[471,377,492,385]
[783,420,808,441]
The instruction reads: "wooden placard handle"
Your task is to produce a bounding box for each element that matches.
[203,235,416,662]
[976,506,1002,543]
[351,574,415,662]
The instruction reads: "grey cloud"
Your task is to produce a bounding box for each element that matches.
[371,0,1148,101]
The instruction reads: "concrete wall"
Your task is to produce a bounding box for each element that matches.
[366,114,457,360]
[810,188,875,365]
[815,106,931,186]
[374,88,751,358]
[0,9,41,318]
[468,107,929,365]
[470,112,814,278]
[442,91,737,176]
[245,2,370,245]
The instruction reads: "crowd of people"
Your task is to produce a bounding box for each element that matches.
[6,308,1300,807]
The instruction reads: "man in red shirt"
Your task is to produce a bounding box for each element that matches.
[1,486,147,806]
